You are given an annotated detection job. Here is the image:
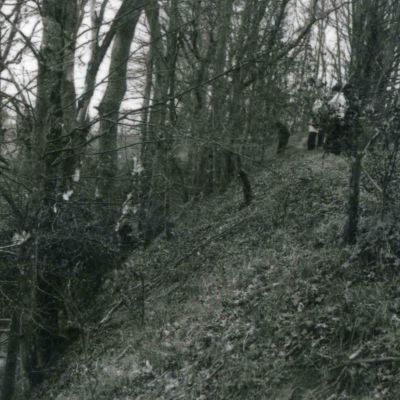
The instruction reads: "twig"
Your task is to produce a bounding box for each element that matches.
[361,129,382,156]
[114,344,133,362]
[206,360,224,380]
[361,166,383,193]
[342,357,400,366]
[99,299,124,326]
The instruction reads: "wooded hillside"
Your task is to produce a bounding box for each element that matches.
[0,0,400,399]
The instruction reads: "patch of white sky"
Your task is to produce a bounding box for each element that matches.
[289,0,349,86]
[2,0,150,119]
[1,0,348,122]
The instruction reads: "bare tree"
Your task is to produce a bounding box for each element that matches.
[342,0,400,244]
[97,0,145,202]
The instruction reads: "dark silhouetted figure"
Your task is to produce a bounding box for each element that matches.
[307,127,318,150]
[323,83,348,155]
[308,94,328,150]
[275,121,290,154]
[118,222,139,252]
[317,130,325,147]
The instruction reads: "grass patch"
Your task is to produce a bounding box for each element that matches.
[32,151,400,400]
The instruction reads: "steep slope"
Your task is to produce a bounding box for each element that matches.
[33,149,400,400]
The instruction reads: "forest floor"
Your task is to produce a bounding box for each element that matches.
[33,147,400,400]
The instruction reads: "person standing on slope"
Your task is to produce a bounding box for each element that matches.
[324,83,348,155]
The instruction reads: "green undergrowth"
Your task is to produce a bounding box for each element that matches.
[33,150,400,400]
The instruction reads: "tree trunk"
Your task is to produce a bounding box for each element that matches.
[0,314,18,400]
[138,0,173,244]
[201,0,234,193]
[97,0,144,202]
[344,153,362,244]
[24,1,79,389]
[342,0,394,244]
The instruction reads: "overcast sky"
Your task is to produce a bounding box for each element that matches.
[1,0,149,119]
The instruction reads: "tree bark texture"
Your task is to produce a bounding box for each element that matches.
[344,153,362,244]
[97,0,145,202]
[0,314,18,400]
